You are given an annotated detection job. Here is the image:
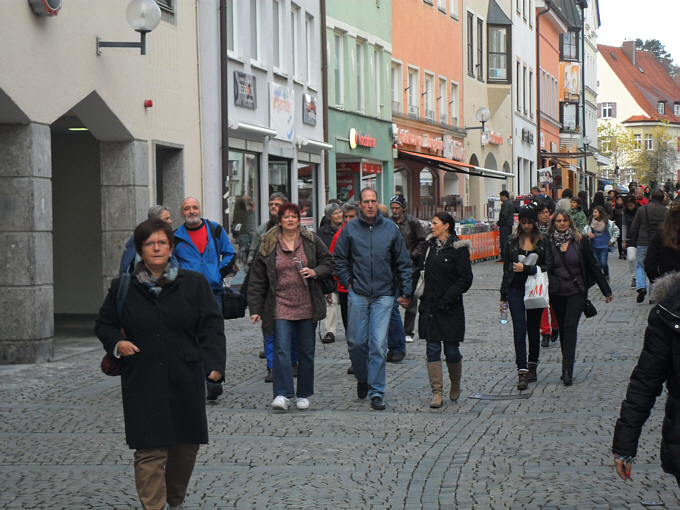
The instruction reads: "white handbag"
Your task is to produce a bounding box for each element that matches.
[413,246,431,300]
[524,267,550,309]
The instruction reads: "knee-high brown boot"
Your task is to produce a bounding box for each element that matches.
[426,362,444,408]
[446,361,462,401]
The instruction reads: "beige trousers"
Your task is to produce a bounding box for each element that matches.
[324,291,339,335]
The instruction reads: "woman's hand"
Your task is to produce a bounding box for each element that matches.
[587,232,595,238]
[208,370,222,382]
[605,295,613,303]
[117,340,140,356]
[500,301,507,313]
[512,262,524,273]
[251,314,261,324]
[614,455,632,481]
[300,267,316,279]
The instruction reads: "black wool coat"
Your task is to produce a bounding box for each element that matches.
[613,271,680,476]
[417,235,473,343]
[95,269,226,450]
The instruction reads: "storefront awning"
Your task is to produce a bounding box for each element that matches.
[397,150,514,180]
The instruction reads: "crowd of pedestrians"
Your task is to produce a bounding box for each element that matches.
[94,181,680,507]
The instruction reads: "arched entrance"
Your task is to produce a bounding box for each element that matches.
[483,153,499,199]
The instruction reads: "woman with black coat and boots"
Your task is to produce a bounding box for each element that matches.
[612,270,680,487]
[418,212,473,408]
[644,199,680,285]
[547,209,613,386]
[622,196,639,288]
[500,204,553,390]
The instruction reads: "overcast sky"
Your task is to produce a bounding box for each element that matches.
[597,0,680,63]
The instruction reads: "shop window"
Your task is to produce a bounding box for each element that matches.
[268,158,291,205]
[297,162,317,230]
[228,150,260,265]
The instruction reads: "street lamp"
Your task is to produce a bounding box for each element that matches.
[465,107,491,146]
[96,0,162,56]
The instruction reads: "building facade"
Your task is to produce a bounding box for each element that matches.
[0,1,204,363]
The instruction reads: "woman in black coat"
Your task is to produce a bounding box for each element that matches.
[417,212,473,408]
[547,209,613,386]
[95,218,226,510]
[500,204,553,390]
[613,270,680,487]
[644,200,680,285]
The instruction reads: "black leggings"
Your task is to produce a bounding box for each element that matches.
[550,293,586,372]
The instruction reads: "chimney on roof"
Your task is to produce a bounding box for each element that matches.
[622,40,636,66]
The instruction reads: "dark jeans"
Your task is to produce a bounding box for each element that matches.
[403,297,418,336]
[212,287,223,314]
[272,319,316,399]
[426,340,462,364]
[338,292,348,331]
[387,291,406,354]
[263,326,297,370]
[499,225,512,261]
[550,292,587,373]
[617,234,624,257]
[507,288,543,370]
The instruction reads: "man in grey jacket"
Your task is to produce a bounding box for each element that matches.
[334,188,413,411]
[631,189,667,303]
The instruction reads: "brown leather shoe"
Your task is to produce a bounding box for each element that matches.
[517,370,529,390]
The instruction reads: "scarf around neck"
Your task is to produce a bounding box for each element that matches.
[590,217,607,234]
[134,258,179,296]
[553,228,574,248]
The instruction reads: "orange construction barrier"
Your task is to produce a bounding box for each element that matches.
[459,230,499,261]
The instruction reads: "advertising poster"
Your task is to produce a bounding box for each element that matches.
[233,71,256,109]
[336,175,355,202]
[538,168,553,187]
[270,82,295,142]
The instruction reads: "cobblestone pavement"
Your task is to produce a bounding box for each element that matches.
[2,257,680,509]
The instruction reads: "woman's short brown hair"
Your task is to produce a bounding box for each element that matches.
[134,218,174,255]
[278,202,301,222]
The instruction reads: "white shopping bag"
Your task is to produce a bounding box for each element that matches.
[524,267,549,309]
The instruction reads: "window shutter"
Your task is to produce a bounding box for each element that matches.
[612,102,617,118]
[597,103,601,118]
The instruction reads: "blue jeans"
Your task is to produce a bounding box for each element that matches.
[346,289,393,399]
[387,290,406,355]
[507,288,543,370]
[592,247,609,276]
[272,319,315,399]
[636,245,649,292]
[264,327,297,370]
[426,340,462,364]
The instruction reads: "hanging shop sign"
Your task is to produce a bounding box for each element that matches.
[560,62,581,102]
[397,129,444,151]
[270,83,295,142]
[302,94,317,126]
[487,131,504,145]
[349,128,377,149]
[443,135,466,162]
[521,128,534,145]
[233,71,257,109]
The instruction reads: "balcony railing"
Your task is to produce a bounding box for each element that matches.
[424,109,435,123]
[440,112,448,124]
[407,104,419,120]
[392,101,402,116]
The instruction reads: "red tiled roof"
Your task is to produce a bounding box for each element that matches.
[599,44,680,125]
[623,115,653,123]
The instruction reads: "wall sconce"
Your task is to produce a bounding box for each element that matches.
[464,107,491,131]
[96,0,162,56]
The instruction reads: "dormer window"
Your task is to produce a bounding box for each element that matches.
[674,103,680,116]
[658,101,666,114]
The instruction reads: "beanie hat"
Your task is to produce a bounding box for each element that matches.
[390,194,407,209]
[518,203,539,222]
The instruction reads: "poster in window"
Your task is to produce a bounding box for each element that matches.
[560,62,580,102]
[538,168,553,187]
[233,71,257,109]
[562,103,577,131]
[270,83,295,141]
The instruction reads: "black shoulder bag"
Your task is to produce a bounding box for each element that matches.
[206,220,246,320]
[101,274,131,376]
[556,244,597,318]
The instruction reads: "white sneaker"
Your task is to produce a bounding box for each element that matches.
[296,397,310,410]
[405,335,414,343]
[271,396,290,410]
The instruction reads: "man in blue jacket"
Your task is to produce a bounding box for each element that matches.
[334,188,413,410]
[173,197,236,313]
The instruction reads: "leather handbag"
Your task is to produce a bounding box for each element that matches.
[583,298,598,318]
[222,285,247,320]
[101,274,130,376]
[319,276,337,295]
[413,246,431,300]
[101,354,122,376]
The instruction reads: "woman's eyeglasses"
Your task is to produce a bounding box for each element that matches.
[143,240,170,248]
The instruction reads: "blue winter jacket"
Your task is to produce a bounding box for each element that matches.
[334,210,413,298]
[173,219,235,290]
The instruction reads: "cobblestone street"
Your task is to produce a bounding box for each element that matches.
[2,257,680,509]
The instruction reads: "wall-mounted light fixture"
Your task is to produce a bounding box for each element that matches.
[464,107,491,131]
[96,0,162,56]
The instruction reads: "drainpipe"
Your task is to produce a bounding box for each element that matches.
[321,0,330,201]
[536,1,553,199]
[219,0,229,229]
[580,3,588,194]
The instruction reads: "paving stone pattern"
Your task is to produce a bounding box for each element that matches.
[1,257,680,509]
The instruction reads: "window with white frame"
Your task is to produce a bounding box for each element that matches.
[488,25,509,82]
[439,78,447,124]
[249,0,259,62]
[438,0,446,12]
[334,33,343,106]
[658,101,666,114]
[529,0,533,26]
[517,0,521,12]
[529,70,533,116]
[477,18,484,81]
[424,74,433,121]
[467,13,474,77]
[227,0,237,54]
[408,68,419,118]
[675,103,680,116]
[291,6,299,78]
[523,65,527,113]
[305,15,313,83]
[450,0,458,19]
[516,62,521,111]
[634,134,641,150]
[601,102,614,118]
[450,82,459,121]
[356,41,364,112]
[523,0,527,20]
[561,32,578,60]
[646,134,653,150]
[374,48,381,117]
[273,0,282,69]
[391,62,402,113]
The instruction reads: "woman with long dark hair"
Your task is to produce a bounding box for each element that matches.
[418,212,473,407]
[500,204,553,389]
[548,210,613,385]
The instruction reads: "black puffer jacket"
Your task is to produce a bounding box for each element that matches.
[417,235,473,343]
[613,271,680,476]
[500,235,554,302]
